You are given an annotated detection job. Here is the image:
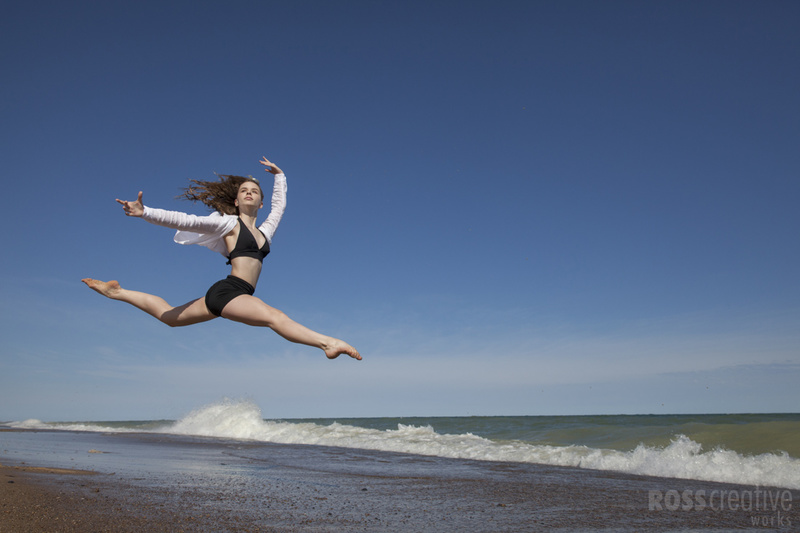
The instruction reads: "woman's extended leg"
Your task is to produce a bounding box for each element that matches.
[220,295,361,360]
[81,278,216,327]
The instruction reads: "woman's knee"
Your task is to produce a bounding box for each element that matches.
[163,317,182,327]
[260,306,289,328]
[159,299,214,327]
[159,312,187,327]
[220,297,286,327]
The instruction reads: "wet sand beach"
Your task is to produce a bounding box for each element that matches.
[1,428,797,532]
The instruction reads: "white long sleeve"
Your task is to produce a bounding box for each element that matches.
[258,172,287,243]
[141,206,236,234]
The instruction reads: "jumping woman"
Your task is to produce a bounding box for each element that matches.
[83,156,361,361]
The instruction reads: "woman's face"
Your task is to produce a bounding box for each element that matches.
[235,180,264,210]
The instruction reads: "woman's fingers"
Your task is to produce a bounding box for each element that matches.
[115,192,144,216]
[260,156,281,174]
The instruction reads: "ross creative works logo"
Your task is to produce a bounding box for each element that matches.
[648,487,793,528]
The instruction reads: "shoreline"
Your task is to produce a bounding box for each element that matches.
[1,429,797,531]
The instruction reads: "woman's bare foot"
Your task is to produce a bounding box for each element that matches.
[323,338,362,361]
[81,278,123,299]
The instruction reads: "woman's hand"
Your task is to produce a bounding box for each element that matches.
[260,156,282,175]
[116,191,144,217]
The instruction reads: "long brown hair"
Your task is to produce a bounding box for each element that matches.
[177,174,264,215]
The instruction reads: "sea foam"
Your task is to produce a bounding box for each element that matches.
[8,418,138,433]
[162,400,800,489]
[10,400,800,489]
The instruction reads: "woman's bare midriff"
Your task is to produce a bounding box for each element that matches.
[229,256,263,288]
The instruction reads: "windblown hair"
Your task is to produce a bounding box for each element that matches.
[177,174,264,215]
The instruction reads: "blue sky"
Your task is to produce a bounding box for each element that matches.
[1,0,798,421]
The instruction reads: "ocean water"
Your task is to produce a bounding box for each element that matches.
[6,399,800,490]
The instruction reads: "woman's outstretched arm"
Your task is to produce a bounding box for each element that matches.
[116,189,236,236]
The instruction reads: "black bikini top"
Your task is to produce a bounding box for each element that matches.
[227,218,270,264]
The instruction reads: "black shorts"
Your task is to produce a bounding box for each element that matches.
[205,275,255,316]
